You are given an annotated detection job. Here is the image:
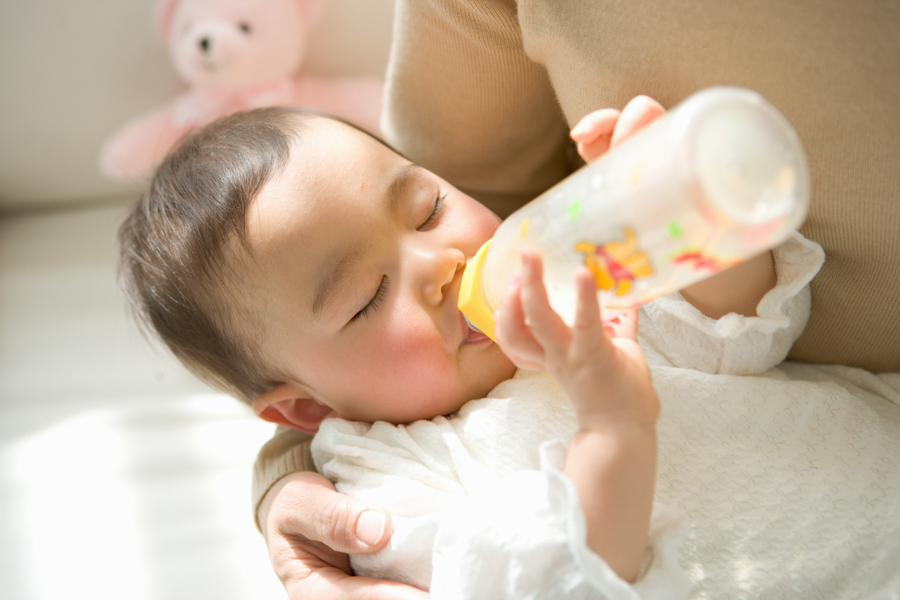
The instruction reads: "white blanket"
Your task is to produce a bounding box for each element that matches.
[312,233,900,599]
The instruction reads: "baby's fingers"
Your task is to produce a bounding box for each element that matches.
[494,273,547,370]
[610,96,666,149]
[602,308,639,342]
[519,252,570,356]
[570,267,613,360]
[570,108,620,164]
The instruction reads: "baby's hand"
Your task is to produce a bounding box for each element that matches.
[497,253,660,580]
[570,95,666,164]
[495,251,658,431]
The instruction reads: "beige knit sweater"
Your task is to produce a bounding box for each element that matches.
[253,0,900,518]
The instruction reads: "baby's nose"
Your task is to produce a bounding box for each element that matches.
[418,247,466,305]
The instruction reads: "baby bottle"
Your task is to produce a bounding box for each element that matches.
[459,87,810,341]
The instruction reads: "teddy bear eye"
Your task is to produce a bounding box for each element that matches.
[238,22,251,34]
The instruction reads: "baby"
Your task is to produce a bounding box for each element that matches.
[119,104,900,599]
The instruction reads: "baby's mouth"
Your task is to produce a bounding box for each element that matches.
[463,314,483,335]
[461,312,490,345]
[453,258,491,346]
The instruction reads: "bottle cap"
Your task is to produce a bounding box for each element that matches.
[458,239,497,342]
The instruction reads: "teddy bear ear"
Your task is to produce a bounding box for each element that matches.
[155,0,182,41]
[294,0,326,25]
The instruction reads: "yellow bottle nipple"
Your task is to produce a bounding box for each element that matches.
[458,240,497,342]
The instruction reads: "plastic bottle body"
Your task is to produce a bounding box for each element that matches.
[460,87,809,336]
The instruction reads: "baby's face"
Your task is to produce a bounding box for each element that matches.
[240,118,516,423]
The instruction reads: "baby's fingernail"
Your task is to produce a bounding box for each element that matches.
[356,510,386,546]
[521,253,533,269]
[570,121,589,139]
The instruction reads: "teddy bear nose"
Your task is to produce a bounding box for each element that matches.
[199,37,211,53]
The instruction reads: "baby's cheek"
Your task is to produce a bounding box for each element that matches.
[375,312,451,385]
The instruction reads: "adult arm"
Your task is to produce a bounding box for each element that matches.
[679,252,776,319]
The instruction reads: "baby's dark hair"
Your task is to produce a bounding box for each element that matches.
[118,106,331,403]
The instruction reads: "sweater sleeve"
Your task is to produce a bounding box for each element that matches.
[382,0,576,218]
[638,232,825,375]
[251,426,314,530]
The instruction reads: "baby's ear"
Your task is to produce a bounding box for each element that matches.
[252,384,336,434]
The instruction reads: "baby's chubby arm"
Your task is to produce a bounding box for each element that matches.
[571,96,777,320]
[495,253,659,583]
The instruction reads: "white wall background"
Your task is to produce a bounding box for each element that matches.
[0,0,395,210]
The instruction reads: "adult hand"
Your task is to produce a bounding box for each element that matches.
[258,471,428,600]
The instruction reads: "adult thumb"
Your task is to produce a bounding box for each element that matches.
[260,471,392,554]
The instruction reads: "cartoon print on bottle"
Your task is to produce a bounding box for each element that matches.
[670,248,741,273]
[575,228,655,296]
[459,88,810,342]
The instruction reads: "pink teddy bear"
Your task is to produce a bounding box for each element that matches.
[100,0,383,180]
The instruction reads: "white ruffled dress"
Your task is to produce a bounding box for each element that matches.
[312,233,900,599]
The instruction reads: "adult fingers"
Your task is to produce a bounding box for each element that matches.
[610,96,666,149]
[284,568,429,600]
[265,514,427,600]
[260,471,392,555]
